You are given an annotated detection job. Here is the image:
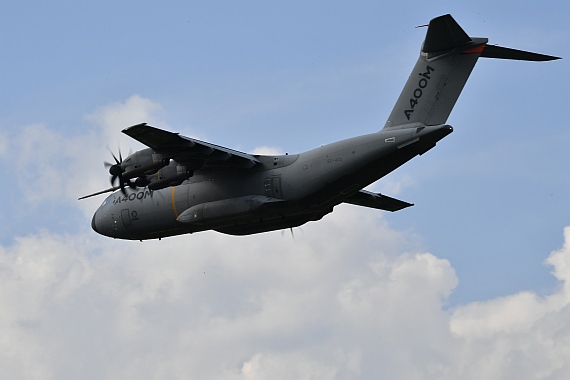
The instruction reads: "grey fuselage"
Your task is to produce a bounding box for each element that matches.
[92,124,451,239]
[88,14,559,240]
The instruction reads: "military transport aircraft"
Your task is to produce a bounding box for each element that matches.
[80,14,559,240]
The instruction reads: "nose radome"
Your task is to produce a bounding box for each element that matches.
[91,213,98,233]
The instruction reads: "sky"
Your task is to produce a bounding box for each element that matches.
[1,1,570,378]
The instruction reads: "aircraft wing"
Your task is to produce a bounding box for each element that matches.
[123,123,261,169]
[343,190,413,212]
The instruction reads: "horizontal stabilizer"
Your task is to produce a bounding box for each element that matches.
[383,14,559,130]
[343,190,413,212]
[480,45,560,61]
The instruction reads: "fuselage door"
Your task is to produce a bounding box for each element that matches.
[121,209,134,231]
[264,176,283,199]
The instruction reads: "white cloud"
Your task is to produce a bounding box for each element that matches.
[250,146,284,155]
[0,131,7,157]
[0,206,422,379]
[447,227,570,379]
[241,352,338,379]
[2,214,570,379]
[366,172,417,197]
[85,94,167,151]
[3,96,167,217]
[4,96,570,379]
[12,123,99,206]
[455,228,570,335]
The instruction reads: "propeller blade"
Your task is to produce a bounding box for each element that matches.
[118,175,127,196]
[83,144,140,201]
[106,145,120,164]
[78,185,122,200]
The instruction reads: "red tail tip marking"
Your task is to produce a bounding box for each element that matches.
[462,45,486,54]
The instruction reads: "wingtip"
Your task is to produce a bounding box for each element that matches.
[122,122,148,134]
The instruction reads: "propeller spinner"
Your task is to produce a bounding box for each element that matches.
[78,147,137,200]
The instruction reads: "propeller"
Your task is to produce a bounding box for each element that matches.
[280,227,296,240]
[78,185,122,200]
[104,145,136,196]
[77,146,138,201]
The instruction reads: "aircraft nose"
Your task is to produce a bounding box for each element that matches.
[91,213,99,233]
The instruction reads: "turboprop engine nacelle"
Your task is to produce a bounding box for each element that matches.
[121,148,171,180]
[135,161,193,190]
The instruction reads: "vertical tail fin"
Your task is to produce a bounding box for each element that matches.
[382,14,559,130]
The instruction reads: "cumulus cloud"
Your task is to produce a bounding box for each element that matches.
[10,123,99,206]
[250,146,284,155]
[0,205,438,379]
[241,352,338,379]
[2,209,570,379]
[3,96,570,379]
[0,131,7,156]
[3,95,167,217]
[85,94,166,148]
[448,227,570,379]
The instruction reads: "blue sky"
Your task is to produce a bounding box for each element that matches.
[1,1,570,378]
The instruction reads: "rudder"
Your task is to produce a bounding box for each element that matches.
[383,15,486,129]
[382,14,559,130]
